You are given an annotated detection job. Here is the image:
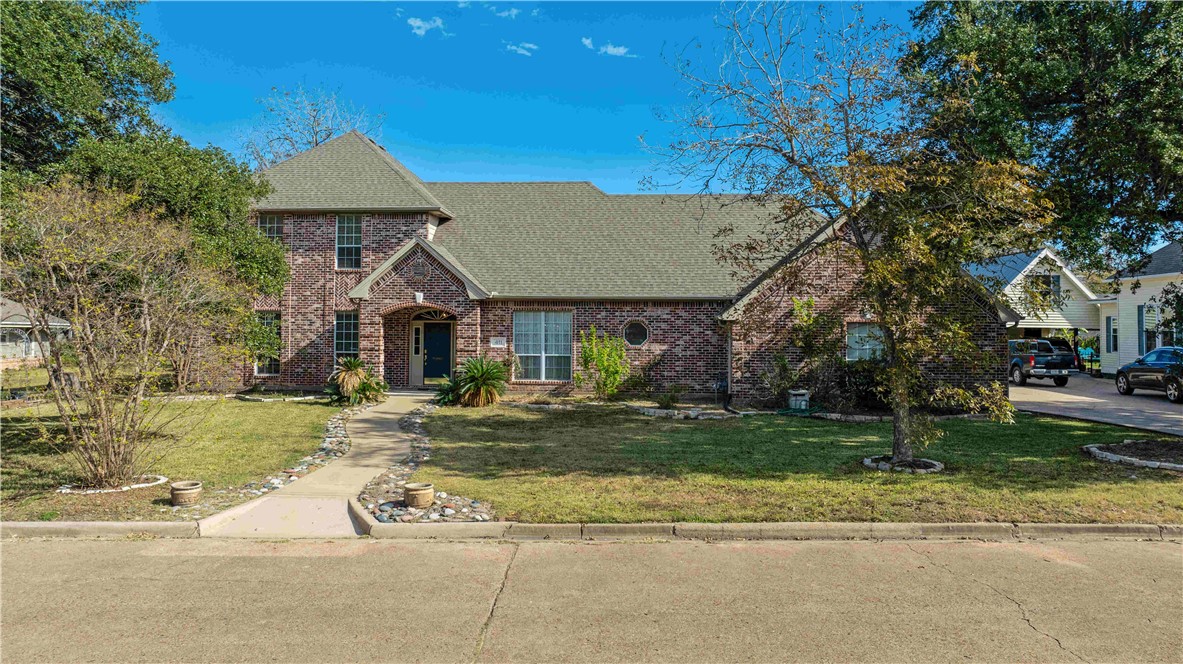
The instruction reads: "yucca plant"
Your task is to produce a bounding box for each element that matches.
[455,356,509,407]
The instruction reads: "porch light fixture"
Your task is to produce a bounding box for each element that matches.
[415,292,424,303]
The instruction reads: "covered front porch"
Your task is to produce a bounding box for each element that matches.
[373,304,468,389]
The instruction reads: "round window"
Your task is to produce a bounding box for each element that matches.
[624,321,649,347]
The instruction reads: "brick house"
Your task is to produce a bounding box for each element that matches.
[247,131,1016,402]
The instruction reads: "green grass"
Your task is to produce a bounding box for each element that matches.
[1,398,340,521]
[416,405,1183,524]
[1,366,50,390]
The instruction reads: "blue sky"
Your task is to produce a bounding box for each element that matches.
[140,1,919,192]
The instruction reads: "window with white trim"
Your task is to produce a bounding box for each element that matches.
[254,312,281,376]
[513,311,572,381]
[412,326,421,356]
[336,215,362,269]
[1106,316,1119,353]
[846,323,884,361]
[258,214,283,242]
[335,311,359,360]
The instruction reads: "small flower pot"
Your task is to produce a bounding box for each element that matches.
[170,481,203,507]
[403,482,435,509]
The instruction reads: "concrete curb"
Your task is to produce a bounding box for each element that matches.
[3,519,1177,541]
[194,498,267,536]
[1,520,199,539]
[347,497,375,535]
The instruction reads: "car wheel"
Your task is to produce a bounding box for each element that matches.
[1053,377,1068,387]
[1011,365,1027,386]
[1167,379,1182,404]
[1116,373,1134,395]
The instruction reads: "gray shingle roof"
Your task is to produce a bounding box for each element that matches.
[256,131,453,215]
[428,182,781,299]
[1119,241,1181,279]
[964,250,1042,287]
[1,297,70,328]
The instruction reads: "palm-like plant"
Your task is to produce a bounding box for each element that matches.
[327,357,387,405]
[455,356,509,407]
[331,357,366,395]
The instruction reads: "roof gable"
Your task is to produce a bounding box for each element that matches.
[347,237,489,300]
[967,248,1099,301]
[256,131,452,215]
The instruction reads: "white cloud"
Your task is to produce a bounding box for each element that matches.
[457,1,470,6]
[407,16,446,37]
[505,41,539,56]
[600,43,634,57]
[581,37,638,58]
[489,5,520,18]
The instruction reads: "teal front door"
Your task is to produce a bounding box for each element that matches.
[423,322,452,383]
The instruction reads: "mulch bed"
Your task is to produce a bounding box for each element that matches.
[1097,440,1183,465]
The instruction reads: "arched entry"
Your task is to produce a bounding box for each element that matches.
[408,309,456,386]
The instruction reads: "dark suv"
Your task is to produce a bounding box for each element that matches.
[1115,346,1183,403]
[1008,339,1075,387]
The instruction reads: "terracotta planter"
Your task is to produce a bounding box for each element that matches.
[403,482,435,509]
[170,481,203,506]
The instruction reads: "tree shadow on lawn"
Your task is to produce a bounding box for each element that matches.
[423,407,1182,493]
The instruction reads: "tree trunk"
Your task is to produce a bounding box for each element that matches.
[892,404,914,463]
[888,362,914,463]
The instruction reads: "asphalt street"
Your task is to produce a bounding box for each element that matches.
[2,537,1180,663]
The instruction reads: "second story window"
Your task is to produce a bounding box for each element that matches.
[259,214,283,242]
[336,214,362,269]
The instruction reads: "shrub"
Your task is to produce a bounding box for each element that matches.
[760,352,803,407]
[841,359,889,411]
[326,358,388,405]
[455,356,509,407]
[654,385,685,410]
[434,375,461,406]
[573,325,631,400]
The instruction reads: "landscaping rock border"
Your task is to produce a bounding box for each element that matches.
[862,456,945,474]
[234,394,322,403]
[56,474,169,495]
[1082,441,1183,472]
[357,403,497,524]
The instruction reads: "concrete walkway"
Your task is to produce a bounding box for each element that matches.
[3,538,1179,662]
[1011,373,1182,436]
[201,393,429,538]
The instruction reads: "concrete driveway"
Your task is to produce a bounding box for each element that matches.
[1010,373,1182,436]
[2,538,1180,663]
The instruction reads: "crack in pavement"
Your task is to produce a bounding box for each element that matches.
[905,544,1091,663]
[472,543,520,663]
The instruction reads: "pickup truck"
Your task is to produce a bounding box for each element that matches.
[1008,339,1075,387]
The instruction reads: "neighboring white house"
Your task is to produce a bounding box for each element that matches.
[967,247,1101,339]
[1092,242,1183,376]
[0,297,70,368]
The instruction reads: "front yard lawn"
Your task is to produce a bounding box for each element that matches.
[1,398,341,521]
[417,406,1183,524]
